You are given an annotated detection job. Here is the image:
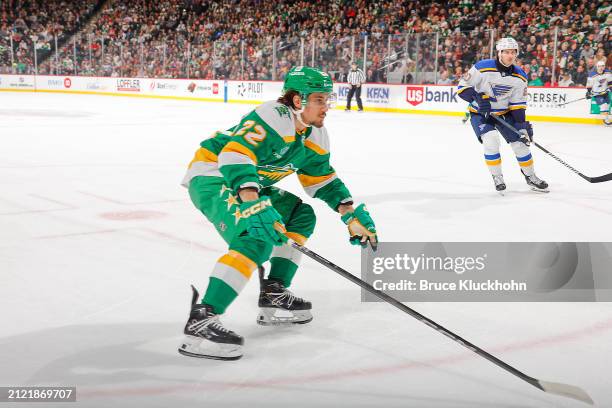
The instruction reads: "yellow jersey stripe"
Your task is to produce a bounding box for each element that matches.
[221,141,257,164]
[298,172,336,187]
[304,139,328,155]
[217,250,257,278]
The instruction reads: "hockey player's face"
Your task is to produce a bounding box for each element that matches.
[499,49,517,66]
[302,93,330,128]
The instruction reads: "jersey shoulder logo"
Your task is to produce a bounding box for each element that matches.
[274,105,291,119]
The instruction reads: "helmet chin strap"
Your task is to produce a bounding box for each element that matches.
[290,106,311,128]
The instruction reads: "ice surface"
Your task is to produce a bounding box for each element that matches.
[1,93,611,407]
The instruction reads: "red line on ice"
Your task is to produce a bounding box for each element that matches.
[78,316,612,399]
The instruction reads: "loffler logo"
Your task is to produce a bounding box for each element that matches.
[116,79,140,92]
[406,86,458,106]
[63,78,72,88]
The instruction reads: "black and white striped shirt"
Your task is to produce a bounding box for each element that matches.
[347,68,366,85]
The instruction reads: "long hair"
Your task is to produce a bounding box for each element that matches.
[277,90,301,109]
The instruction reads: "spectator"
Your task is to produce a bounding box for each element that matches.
[558,70,575,87]
[574,65,588,86]
[528,71,544,86]
[579,42,595,63]
[437,70,453,84]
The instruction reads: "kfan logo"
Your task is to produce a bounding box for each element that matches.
[406,86,458,106]
[366,87,389,103]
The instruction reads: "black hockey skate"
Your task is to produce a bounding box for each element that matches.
[178,285,243,360]
[522,170,549,192]
[257,276,313,326]
[492,174,506,194]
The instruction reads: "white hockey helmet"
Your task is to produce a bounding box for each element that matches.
[496,37,519,53]
[596,60,606,68]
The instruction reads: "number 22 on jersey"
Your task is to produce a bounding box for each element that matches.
[234,120,267,146]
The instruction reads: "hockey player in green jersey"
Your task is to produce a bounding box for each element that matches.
[179,66,378,360]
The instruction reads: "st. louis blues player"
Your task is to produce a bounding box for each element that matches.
[586,60,611,126]
[458,37,548,193]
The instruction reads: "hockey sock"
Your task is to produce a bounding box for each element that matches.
[203,250,258,314]
[510,141,535,176]
[481,132,502,176]
[268,257,299,287]
[268,236,305,287]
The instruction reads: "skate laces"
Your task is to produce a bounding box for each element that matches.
[529,174,543,183]
[493,175,504,184]
[275,290,298,307]
[268,287,302,308]
[189,314,231,334]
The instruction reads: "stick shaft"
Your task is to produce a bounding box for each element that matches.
[557,97,586,107]
[289,241,541,390]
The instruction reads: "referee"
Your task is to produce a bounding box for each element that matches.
[346,62,365,112]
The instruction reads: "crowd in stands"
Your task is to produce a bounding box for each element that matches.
[0,0,610,86]
[0,0,103,74]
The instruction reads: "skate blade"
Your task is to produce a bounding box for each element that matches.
[529,186,550,193]
[178,335,242,360]
[257,308,313,326]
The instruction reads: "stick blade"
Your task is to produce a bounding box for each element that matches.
[587,172,612,183]
[538,380,594,405]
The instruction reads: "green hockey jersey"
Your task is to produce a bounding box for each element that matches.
[182,101,353,210]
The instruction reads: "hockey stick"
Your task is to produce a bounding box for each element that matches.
[281,235,594,405]
[557,97,586,107]
[492,115,612,183]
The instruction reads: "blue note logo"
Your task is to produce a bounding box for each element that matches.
[491,84,513,98]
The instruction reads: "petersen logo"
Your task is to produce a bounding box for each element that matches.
[116,79,140,92]
[63,78,72,88]
[406,86,458,106]
[527,90,567,108]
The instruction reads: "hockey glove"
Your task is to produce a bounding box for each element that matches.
[475,93,492,119]
[516,121,533,146]
[239,197,287,246]
[341,204,378,249]
[585,89,592,99]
